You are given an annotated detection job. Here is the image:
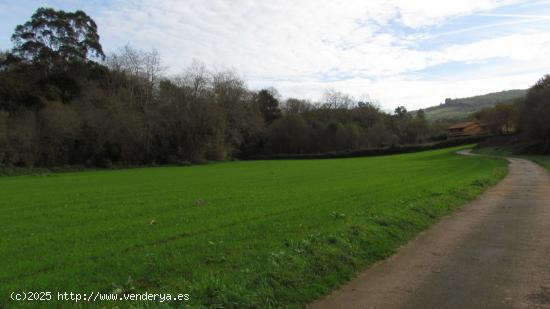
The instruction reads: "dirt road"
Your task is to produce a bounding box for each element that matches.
[310,154,550,308]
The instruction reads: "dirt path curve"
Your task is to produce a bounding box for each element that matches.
[310,151,550,308]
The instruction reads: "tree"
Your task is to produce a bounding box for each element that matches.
[176,60,211,101]
[416,109,426,121]
[282,98,313,115]
[256,89,281,124]
[38,101,82,165]
[354,101,382,129]
[0,111,8,164]
[7,111,40,166]
[211,70,264,156]
[521,75,550,146]
[321,89,355,109]
[367,120,392,148]
[394,106,409,119]
[106,45,164,105]
[11,7,105,65]
[412,109,429,141]
[266,115,309,154]
[0,50,7,67]
[473,103,517,135]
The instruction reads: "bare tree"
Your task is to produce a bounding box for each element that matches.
[105,45,164,106]
[282,98,314,115]
[176,60,212,102]
[321,89,356,109]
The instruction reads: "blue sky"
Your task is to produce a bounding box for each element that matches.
[2,0,550,110]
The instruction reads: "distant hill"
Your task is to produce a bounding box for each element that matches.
[416,89,527,122]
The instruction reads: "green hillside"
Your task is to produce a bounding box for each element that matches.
[417,89,527,122]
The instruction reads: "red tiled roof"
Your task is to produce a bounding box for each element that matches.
[447,122,479,130]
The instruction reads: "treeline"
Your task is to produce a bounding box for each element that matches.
[472,75,550,153]
[442,89,527,109]
[0,8,445,167]
[421,89,527,122]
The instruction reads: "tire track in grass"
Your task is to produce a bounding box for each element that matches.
[0,205,305,283]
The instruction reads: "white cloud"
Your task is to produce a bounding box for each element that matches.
[253,70,545,111]
[82,0,550,107]
[391,0,521,27]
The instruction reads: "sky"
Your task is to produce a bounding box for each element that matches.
[1,0,550,110]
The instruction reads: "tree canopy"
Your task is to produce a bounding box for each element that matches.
[11,7,104,65]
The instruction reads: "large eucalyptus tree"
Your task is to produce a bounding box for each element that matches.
[11,7,105,65]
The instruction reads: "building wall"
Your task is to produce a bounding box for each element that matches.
[447,124,488,139]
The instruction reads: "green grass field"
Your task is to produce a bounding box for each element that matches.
[0,146,507,308]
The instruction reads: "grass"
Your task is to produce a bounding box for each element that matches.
[473,147,550,171]
[523,156,550,170]
[0,146,507,308]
